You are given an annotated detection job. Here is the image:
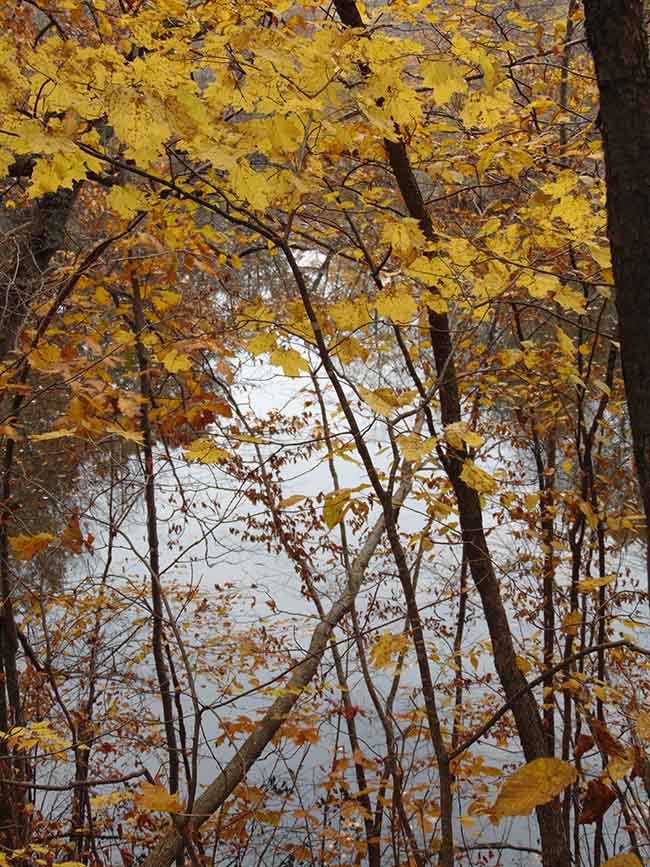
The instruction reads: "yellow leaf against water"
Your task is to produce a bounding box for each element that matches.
[576,574,615,593]
[184,438,229,464]
[370,631,409,669]
[358,386,401,417]
[459,460,497,494]
[421,58,467,104]
[492,758,577,819]
[601,855,642,867]
[280,494,305,508]
[247,332,276,356]
[135,782,183,813]
[270,348,309,377]
[323,489,351,530]
[396,433,437,462]
[9,533,54,560]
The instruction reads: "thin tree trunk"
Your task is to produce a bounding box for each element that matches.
[131,278,180,799]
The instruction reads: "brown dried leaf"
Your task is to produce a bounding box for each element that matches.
[574,734,594,760]
[578,779,616,824]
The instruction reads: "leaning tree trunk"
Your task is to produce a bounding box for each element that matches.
[583,0,650,594]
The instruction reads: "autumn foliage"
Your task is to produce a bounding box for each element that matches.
[0,1,649,867]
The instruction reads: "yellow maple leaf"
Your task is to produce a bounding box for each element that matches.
[421,58,467,104]
[157,348,192,374]
[9,533,54,560]
[328,298,371,331]
[358,385,401,417]
[459,460,497,494]
[104,423,144,445]
[247,332,276,356]
[603,752,633,783]
[374,287,419,323]
[28,152,87,199]
[107,184,149,219]
[554,283,587,315]
[576,574,615,593]
[135,782,183,813]
[152,290,182,312]
[184,438,229,464]
[230,160,271,211]
[492,758,577,820]
[561,609,582,636]
[396,433,437,462]
[380,218,426,259]
[280,494,305,508]
[370,632,409,669]
[270,348,309,377]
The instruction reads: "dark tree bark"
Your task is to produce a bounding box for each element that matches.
[583,0,650,594]
[0,185,78,362]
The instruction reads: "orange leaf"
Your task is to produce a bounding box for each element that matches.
[9,533,54,560]
[61,512,83,554]
[134,782,183,813]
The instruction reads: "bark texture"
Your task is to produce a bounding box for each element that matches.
[583,0,650,591]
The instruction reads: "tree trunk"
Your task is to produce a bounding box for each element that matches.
[583,0,650,595]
